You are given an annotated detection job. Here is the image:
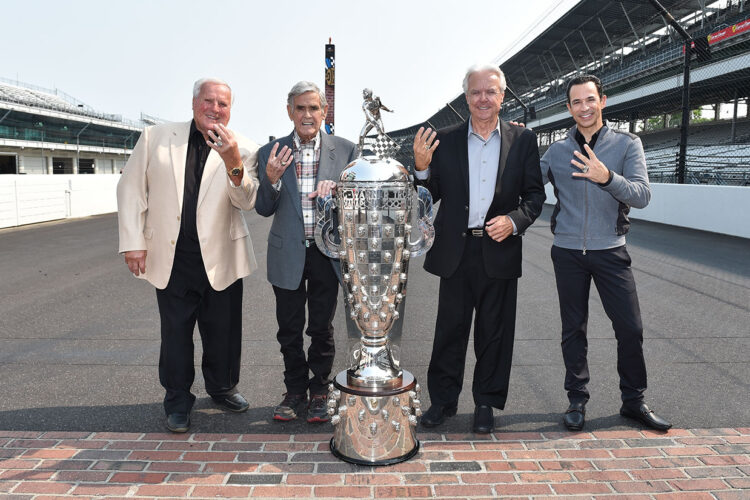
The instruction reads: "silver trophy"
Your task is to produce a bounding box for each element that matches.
[314,92,434,465]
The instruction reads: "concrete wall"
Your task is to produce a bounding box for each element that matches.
[0,175,119,228]
[544,183,750,239]
[1,175,748,239]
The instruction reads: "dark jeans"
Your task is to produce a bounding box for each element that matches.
[427,236,518,410]
[273,243,339,396]
[155,247,243,415]
[551,244,647,405]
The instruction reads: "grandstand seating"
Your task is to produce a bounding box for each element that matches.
[0,78,151,175]
[0,79,148,154]
[511,11,750,120]
[632,120,750,185]
[0,78,130,124]
[385,0,750,187]
[0,85,72,112]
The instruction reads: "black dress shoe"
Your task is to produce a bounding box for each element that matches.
[211,393,249,413]
[166,413,190,433]
[563,401,586,431]
[472,405,495,434]
[420,403,458,427]
[620,402,672,431]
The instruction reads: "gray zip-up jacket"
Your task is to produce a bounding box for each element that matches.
[540,124,650,251]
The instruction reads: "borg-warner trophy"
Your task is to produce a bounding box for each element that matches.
[314,91,434,465]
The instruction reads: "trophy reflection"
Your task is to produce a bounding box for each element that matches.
[314,90,434,465]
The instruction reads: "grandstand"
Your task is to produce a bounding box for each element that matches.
[0,77,156,175]
[388,0,750,186]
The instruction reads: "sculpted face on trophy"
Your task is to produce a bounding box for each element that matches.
[313,91,435,465]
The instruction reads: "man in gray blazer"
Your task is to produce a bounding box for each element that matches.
[256,81,357,423]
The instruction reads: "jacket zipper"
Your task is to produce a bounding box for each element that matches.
[583,172,588,255]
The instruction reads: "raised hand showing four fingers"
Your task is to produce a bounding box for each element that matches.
[413,127,440,171]
[266,142,294,184]
[571,144,612,184]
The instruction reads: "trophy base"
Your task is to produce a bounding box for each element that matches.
[329,370,420,466]
[330,437,419,466]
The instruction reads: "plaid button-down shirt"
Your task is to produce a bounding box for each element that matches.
[293,131,321,239]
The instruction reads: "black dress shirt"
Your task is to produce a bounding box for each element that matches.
[178,120,211,254]
[574,126,602,158]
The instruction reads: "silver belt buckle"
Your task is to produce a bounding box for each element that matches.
[305,240,311,248]
[471,229,483,237]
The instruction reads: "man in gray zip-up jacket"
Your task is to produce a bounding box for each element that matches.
[540,75,671,432]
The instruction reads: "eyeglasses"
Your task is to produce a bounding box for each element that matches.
[468,89,503,99]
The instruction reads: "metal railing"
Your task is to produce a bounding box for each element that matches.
[0,77,143,128]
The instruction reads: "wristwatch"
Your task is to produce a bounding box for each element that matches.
[229,165,243,177]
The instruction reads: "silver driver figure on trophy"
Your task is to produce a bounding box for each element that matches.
[357,88,393,151]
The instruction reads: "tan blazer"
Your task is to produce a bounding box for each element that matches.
[117,121,260,291]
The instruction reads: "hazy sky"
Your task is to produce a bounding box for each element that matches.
[4,0,577,144]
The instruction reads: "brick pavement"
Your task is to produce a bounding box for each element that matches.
[0,429,748,498]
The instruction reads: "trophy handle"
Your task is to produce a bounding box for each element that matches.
[406,186,435,257]
[314,195,341,258]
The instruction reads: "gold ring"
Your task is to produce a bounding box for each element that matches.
[424,144,430,150]
[281,161,287,167]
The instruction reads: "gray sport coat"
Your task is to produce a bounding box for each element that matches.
[256,131,357,290]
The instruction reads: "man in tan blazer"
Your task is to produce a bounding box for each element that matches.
[117,78,259,433]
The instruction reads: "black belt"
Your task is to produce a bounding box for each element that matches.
[468,228,484,237]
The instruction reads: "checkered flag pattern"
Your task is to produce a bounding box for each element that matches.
[364,133,401,159]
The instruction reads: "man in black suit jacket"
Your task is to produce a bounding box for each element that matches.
[414,64,545,433]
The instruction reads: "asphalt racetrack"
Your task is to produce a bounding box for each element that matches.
[0,206,747,434]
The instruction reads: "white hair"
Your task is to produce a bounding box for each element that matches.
[192,78,232,100]
[462,64,506,94]
[287,81,327,108]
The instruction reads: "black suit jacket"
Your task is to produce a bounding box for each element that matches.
[418,119,545,280]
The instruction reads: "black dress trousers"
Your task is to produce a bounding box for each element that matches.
[155,240,243,415]
[551,244,647,406]
[427,235,518,410]
[272,242,339,396]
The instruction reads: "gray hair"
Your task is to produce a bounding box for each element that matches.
[287,81,327,108]
[192,78,232,100]
[462,64,506,94]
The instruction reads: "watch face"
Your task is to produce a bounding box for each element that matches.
[231,167,242,176]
